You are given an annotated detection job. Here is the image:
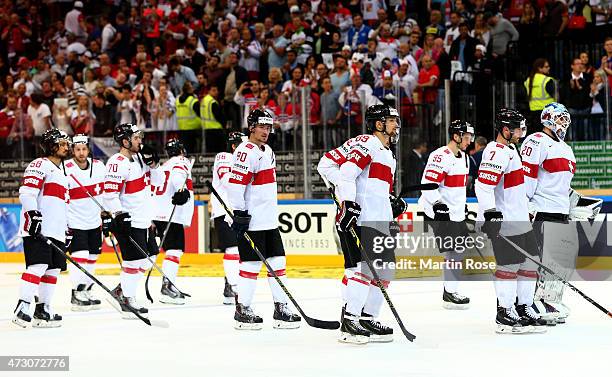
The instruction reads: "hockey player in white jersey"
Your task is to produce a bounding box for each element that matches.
[211,131,245,304]
[475,109,548,334]
[419,120,474,309]
[64,134,110,312]
[103,123,163,318]
[153,138,194,305]
[13,129,71,328]
[226,108,301,330]
[323,104,404,344]
[521,102,601,323]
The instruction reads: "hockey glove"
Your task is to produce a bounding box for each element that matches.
[389,221,400,237]
[101,211,113,236]
[390,195,407,218]
[24,210,42,237]
[171,189,190,205]
[336,200,361,232]
[112,212,132,235]
[231,210,251,237]
[140,144,160,167]
[65,229,73,249]
[433,202,450,222]
[482,210,503,239]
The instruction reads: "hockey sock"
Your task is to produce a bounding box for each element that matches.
[69,250,89,289]
[342,268,356,305]
[85,254,99,286]
[39,268,60,306]
[346,262,371,315]
[142,255,158,273]
[162,249,183,284]
[266,256,288,304]
[363,278,389,317]
[223,246,240,286]
[19,264,47,312]
[120,259,144,298]
[237,261,262,307]
[494,264,519,308]
[443,251,464,294]
[517,261,539,306]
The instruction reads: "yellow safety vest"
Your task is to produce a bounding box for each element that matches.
[524,73,555,111]
[176,95,201,130]
[200,95,223,129]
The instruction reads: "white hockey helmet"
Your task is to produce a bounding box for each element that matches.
[540,102,571,141]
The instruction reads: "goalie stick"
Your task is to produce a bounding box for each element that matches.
[206,180,340,330]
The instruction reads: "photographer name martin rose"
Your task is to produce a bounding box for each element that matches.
[374,258,497,271]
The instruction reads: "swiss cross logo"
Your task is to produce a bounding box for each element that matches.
[569,161,575,173]
[522,165,531,174]
[93,184,102,195]
[144,174,150,186]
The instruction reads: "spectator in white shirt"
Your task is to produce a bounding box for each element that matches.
[27,93,51,136]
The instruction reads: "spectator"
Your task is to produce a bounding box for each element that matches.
[183,43,206,75]
[200,84,225,152]
[27,93,52,137]
[589,70,608,141]
[40,81,56,109]
[598,37,612,91]
[394,58,417,100]
[517,1,539,64]
[152,83,176,131]
[374,69,398,106]
[116,84,136,125]
[281,66,305,95]
[92,93,114,136]
[361,1,385,27]
[581,52,596,77]
[416,55,440,104]
[134,72,157,130]
[52,99,72,136]
[425,9,446,38]
[391,9,417,45]
[323,31,344,54]
[347,13,373,50]
[467,136,488,196]
[471,12,491,48]
[524,58,555,134]
[267,24,290,69]
[175,81,200,132]
[330,55,350,94]
[590,0,612,32]
[450,22,479,72]
[319,77,342,146]
[1,13,32,64]
[404,141,428,198]
[70,94,94,135]
[113,13,132,59]
[168,55,198,96]
[100,15,119,55]
[239,29,263,80]
[487,11,519,57]
[312,12,340,54]
[444,12,461,53]
[64,1,87,42]
[376,23,400,59]
[541,0,569,37]
[13,70,40,97]
[83,69,100,96]
[32,60,51,87]
[0,90,33,158]
[220,52,248,129]
[235,80,261,129]
[562,57,592,140]
[268,67,284,99]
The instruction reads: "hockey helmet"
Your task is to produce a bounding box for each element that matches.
[247,109,274,132]
[72,134,89,147]
[495,108,526,139]
[40,128,70,156]
[540,102,571,141]
[365,104,401,143]
[227,131,246,151]
[113,123,142,147]
[165,138,186,157]
[448,120,475,142]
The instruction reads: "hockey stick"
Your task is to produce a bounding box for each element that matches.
[206,180,340,330]
[69,173,191,298]
[322,177,416,342]
[397,183,439,198]
[145,158,195,303]
[37,234,169,328]
[499,234,612,319]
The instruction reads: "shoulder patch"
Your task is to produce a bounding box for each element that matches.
[65,162,74,168]
[443,148,451,154]
[245,143,255,150]
[534,133,543,138]
[117,155,125,161]
[495,143,506,149]
[93,159,102,164]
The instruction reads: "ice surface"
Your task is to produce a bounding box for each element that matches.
[0,263,610,377]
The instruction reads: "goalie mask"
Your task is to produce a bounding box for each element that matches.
[541,102,571,141]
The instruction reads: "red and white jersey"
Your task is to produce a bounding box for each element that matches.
[65,158,106,230]
[316,136,357,187]
[211,152,233,219]
[226,141,278,231]
[18,158,69,241]
[153,156,194,226]
[418,146,469,221]
[103,153,164,229]
[475,142,531,236]
[337,134,396,225]
[521,132,576,215]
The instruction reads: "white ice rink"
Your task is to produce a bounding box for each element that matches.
[0,263,611,377]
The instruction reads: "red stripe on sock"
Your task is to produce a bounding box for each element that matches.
[21,273,41,285]
[223,253,240,261]
[239,270,259,280]
[41,275,57,284]
[72,257,89,264]
[349,276,370,286]
[341,275,348,286]
[267,269,286,277]
[517,269,538,279]
[354,272,372,281]
[495,270,518,280]
[165,255,180,264]
[138,268,146,273]
[87,259,98,264]
[122,267,140,274]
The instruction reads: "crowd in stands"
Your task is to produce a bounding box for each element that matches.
[0,0,610,159]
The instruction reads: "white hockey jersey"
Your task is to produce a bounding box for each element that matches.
[336,134,396,225]
[418,146,469,221]
[521,132,576,215]
[211,152,233,219]
[153,156,194,226]
[475,142,531,236]
[19,158,69,242]
[103,153,163,229]
[226,141,278,231]
[65,158,106,230]
[316,137,356,186]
